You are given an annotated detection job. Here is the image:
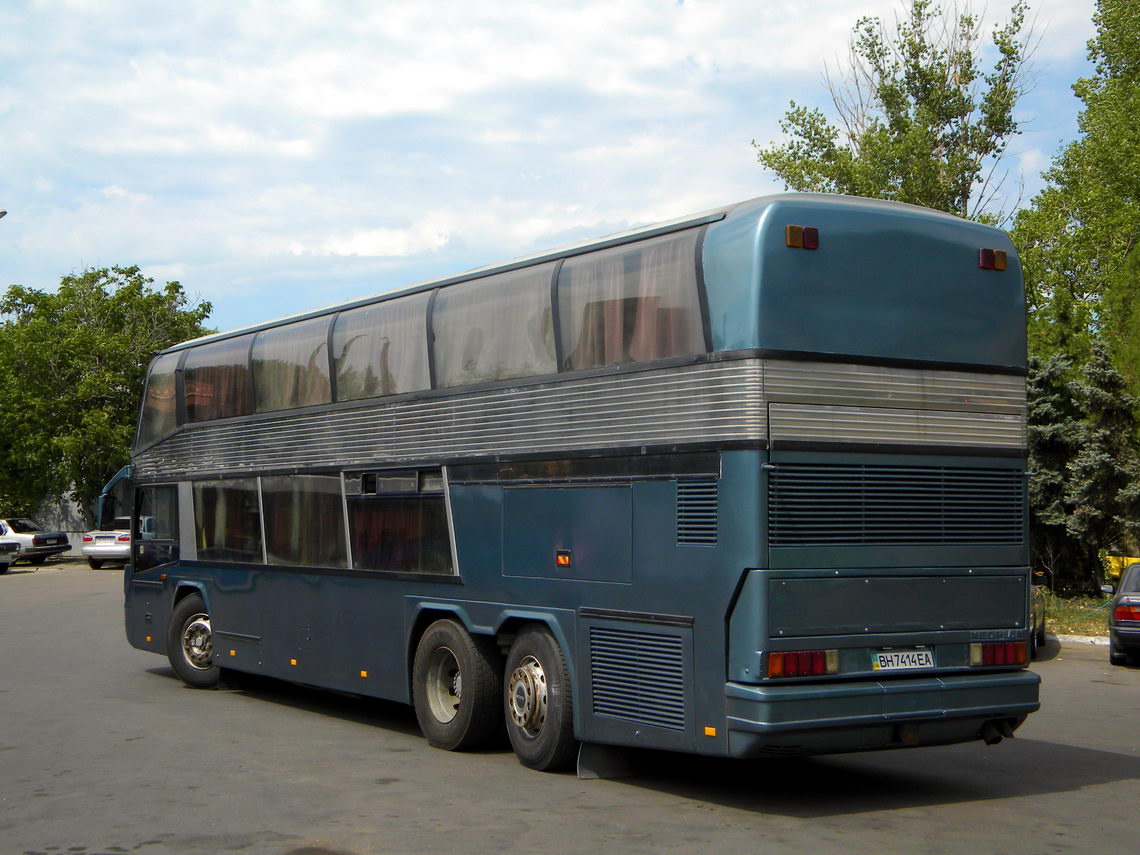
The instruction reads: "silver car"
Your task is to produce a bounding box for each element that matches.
[1106,563,1140,666]
[80,516,132,569]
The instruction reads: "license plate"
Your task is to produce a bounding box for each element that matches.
[45,538,59,544]
[872,649,934,671]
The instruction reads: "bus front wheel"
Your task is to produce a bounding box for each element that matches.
[167,593,220,689]
[504,626,577,771]
[412,619,502,751]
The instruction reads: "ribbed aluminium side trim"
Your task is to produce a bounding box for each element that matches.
[133,358,1026,479]
[768,403,1026,449]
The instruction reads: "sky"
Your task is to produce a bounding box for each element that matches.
[0,0,1098,335]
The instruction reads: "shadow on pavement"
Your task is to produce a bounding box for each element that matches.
[606,736,1138,817]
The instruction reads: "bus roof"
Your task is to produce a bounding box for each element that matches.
[161,193,997,355]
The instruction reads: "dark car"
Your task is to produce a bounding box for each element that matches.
[1105,562,1140,666]
[0,540,18,572]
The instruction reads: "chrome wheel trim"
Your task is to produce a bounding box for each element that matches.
[181,614,213,671]
[425,645,462,724]
[508,654,547,737]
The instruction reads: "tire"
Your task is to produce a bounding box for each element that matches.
[1029,630,1038,661]
[28,555,48,565]
[1109,643,1127,666]
[167,593,220,688]
[0,563,9,574]
[412,619,502,751]
[504,625,577,771]
[88,558,104,570]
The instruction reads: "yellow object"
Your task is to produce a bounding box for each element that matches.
[360,670,368,678]
[1107,555,1140,580]
[703,726,717,737]
[290,658,298,666]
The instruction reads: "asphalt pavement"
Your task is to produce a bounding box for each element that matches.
[1,561,1137,855]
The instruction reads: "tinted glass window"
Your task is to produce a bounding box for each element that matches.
[137,352,181,448]
[558,230,705,370]
[332,292,430,401]
[1122,566,1140,593]
[134,485,179,572]
[192,478,263,563]
[184,335,254,422]
[252,317,332,412]
[432,264,557,386]
[262,474,348,568]
[347,470,451,574]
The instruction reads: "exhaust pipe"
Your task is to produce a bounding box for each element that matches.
[980,719,1016,746]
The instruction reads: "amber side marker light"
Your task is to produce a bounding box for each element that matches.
[555,549,572,567]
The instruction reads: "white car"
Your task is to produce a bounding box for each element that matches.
[81,516,133,569]
[0,518,71,564]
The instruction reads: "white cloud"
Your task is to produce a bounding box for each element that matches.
[0,0,1099,332]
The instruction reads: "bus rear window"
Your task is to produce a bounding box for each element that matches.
[558,230,705,371]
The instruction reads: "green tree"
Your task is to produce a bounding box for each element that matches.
[754,0,1031,221]
[1012,0,1140,390]
[1028,344,1140,593]
[0,266,212,522]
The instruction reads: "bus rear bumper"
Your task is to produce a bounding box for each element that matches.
[724,670,1040,757]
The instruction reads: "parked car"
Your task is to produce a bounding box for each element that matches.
[81,516,132,569]
[1105,562,1140,666]
[0,518,70,564]
[0,540,19,572]
[1030,581,1047,659]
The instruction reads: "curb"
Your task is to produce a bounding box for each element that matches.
[1053,633,1109,646]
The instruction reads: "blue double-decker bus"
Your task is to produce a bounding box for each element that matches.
[118,193,1039,771]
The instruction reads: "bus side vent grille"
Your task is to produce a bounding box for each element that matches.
[677,480,718,545]
[589,627,686,731]
[769,463,1025,546]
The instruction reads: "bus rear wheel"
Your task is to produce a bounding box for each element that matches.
[412,619,502,751]
[504,626,577,771]
[167,593,220,688]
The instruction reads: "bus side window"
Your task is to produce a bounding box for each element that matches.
[558,229,704,370]
[346,469,452,574]
[134,485,179,572]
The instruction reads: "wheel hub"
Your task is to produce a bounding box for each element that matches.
[182,615,213,670]
[508,655,547,733]
[425,646,462,724]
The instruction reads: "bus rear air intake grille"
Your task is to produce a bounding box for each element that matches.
[677,479,718,545]
[768,463,1025,546]
[589,627,686,731]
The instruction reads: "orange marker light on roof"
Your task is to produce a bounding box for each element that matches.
[979,248,1008,270]
[786,225,819,250]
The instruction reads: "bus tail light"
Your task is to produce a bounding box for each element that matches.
[969,642,1027,666]
[768,649,838,678]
